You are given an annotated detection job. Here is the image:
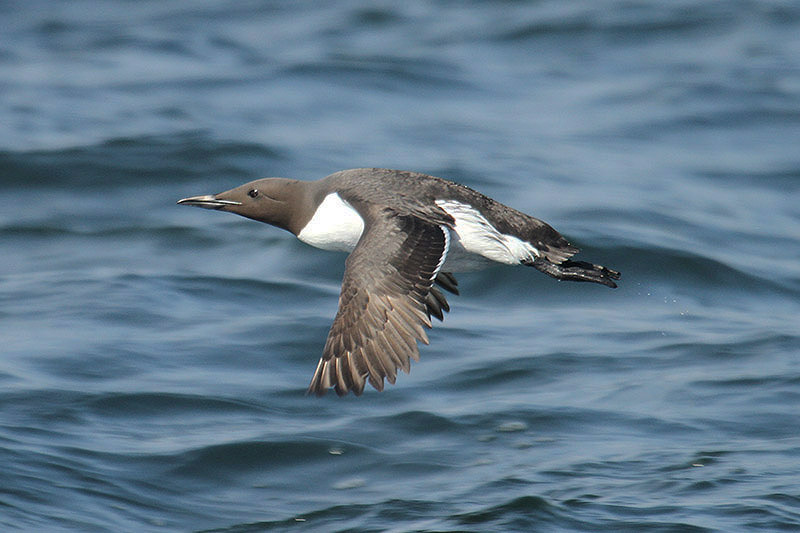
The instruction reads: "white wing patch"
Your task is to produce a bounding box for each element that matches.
[431,225,450,280]
[436,199,538,269]
[297,193,365,252]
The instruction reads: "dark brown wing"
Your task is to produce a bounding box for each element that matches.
[307,212,449,396]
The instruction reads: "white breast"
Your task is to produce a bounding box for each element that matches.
[436,199,538,271]
[297,193,365,252]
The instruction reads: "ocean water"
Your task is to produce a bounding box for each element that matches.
[2,1,800,531]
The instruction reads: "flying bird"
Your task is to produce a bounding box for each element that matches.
[178,168,619,396]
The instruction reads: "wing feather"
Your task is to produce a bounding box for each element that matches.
[308,212,453,396]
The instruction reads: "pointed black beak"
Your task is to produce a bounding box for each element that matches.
[177,195,242,209]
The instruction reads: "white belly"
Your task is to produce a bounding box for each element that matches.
[436,199,538,271]
[297,193,364,252]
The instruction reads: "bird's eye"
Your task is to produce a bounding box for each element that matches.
[247,189,259,198]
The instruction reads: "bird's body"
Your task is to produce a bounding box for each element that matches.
[178,168,619,396]
[297,170,567,270]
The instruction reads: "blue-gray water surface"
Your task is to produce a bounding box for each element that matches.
[2,1,800,531]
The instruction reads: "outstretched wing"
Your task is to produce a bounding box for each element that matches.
[307,211,450,396]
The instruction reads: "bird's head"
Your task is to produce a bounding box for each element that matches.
[178,178,312,234]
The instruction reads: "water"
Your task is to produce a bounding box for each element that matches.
[2,1,800,531]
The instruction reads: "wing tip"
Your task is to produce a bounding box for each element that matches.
[307,356,373,397]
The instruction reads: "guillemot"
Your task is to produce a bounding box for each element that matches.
[178,168,620,396]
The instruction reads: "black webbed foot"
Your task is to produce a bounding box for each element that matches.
[527,258,620,288]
